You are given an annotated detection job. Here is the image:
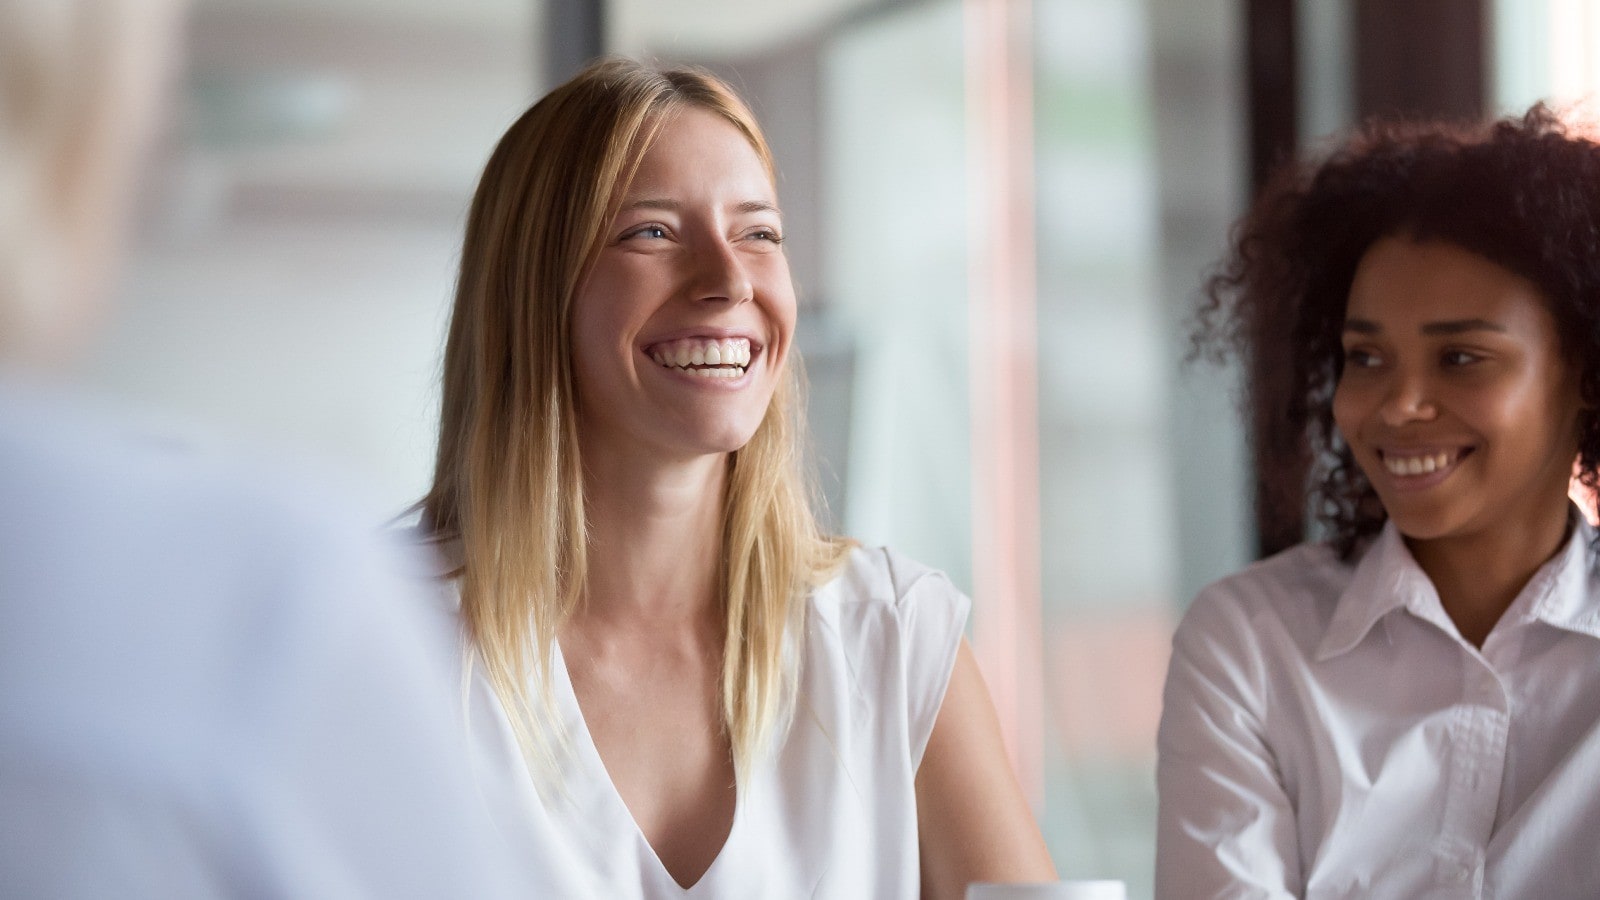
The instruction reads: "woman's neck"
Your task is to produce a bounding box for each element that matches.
[1405,502,1574,648]
[578,443,728,627]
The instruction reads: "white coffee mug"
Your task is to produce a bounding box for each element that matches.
[965,880,1128,900]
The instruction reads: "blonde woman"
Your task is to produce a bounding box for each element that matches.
[420,57,1055,898]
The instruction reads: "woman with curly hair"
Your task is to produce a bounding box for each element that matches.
[1156,106,1600,898]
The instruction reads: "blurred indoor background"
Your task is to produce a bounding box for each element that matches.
[95,2,1598,896]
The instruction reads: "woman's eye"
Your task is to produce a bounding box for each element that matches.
[621,224,668,241]
[747,228,784,244]
[1441,349,1480,367]
[1343,347,1380,368]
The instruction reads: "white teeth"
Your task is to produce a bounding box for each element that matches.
[1384,452,1452,476]
[647,337,753,376]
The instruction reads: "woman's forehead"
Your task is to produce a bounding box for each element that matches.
[1344,236,1558,338]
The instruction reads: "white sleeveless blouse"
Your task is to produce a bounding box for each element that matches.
[449,545,970,899]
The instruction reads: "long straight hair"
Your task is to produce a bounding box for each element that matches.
[421,57,852,781]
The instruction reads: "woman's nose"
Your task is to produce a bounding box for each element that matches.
[689,239,753,305]
[1378,371,1438,426]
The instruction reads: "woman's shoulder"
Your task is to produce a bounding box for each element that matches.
[811,543,969,616]
[1197,540,1348,604]
[802,545,970,752]
[1175,540,1355,660]
[805,545,970,661]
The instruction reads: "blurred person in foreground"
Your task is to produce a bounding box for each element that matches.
[413,57,1057,898]
[1158,106,1600,898]
[0,2,526,896]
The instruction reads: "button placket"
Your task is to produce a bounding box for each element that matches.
[1432,656,1509,893]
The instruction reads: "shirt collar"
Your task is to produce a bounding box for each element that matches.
[1522,516,1600,639]
[1316,523,1432,661]
[1315,514,1600,661]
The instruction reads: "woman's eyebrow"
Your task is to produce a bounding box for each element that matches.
[621,198,679,212]
[619,199,779,214]
[1420,318,1508,335]
[1341,318,1508,335]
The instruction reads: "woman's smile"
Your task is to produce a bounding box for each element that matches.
[644,335,760,382]
[1372,445,1472,491]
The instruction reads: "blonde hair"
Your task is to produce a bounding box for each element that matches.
[0,0,178,364]
[422,57,852,781]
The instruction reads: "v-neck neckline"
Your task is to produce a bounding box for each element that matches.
[550,640,742,893]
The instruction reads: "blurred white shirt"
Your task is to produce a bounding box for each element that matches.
[0,382,527,899]
[1157,516,1600,900]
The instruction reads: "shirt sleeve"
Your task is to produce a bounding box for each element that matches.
[888,557,972,770]
[1155,585,1301,900]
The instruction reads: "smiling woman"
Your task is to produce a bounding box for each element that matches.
[1157,107,1600,898]
[570,107,794,463]
[413,57,1055,898]
[1334,237,1586,645]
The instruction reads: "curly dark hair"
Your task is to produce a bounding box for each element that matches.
[1196,105,1600,559]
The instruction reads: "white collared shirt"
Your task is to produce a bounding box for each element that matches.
[1157,517,1600,899]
